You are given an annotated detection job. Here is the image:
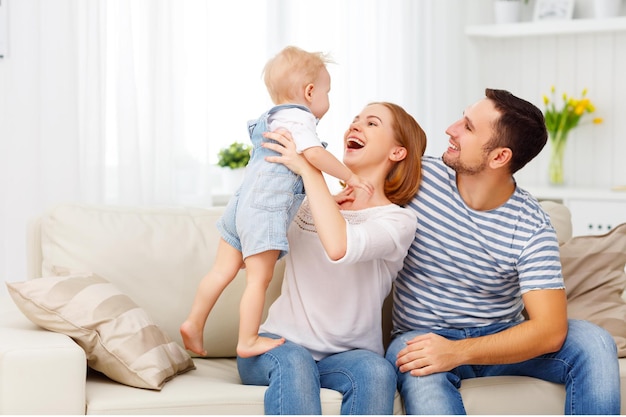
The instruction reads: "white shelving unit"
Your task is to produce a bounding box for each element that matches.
[466,16,626,38]
[522,185,626,237]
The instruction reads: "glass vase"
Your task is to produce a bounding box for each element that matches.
[548,133,567,185]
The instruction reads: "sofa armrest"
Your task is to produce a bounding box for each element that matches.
[0,297,86,415]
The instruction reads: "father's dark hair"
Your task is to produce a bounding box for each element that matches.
[484,88,548,174]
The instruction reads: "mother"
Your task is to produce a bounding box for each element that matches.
[237,102,427,414]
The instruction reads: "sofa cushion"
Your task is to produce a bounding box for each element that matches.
[560,223,626,356]
[6,274,195,390]
[37,204,284,358]
[84,359,357,414]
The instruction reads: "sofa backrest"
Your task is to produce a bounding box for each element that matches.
[540,200,572,244]
[30,203,284,358]
[27,201,571,358]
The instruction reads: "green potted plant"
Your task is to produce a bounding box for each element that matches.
[217,142,252,170]
[217,141,252,190]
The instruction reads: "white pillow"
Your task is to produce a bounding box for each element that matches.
[6,274,195,390]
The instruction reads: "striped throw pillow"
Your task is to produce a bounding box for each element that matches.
[6,274,195,390]
[561,223,626,357]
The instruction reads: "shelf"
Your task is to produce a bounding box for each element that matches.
[521,184,626,202]
[466,16,626,38]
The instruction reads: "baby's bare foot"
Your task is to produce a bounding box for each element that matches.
[180,320,207,356]
[237,335,285,358]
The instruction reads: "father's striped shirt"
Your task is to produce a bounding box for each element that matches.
[392,156,564,333]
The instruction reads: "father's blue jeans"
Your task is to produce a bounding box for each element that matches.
[238,334,397,415]
[385,319,620,415]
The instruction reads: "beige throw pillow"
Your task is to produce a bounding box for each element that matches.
[560,223,626,357]
[6,274,195,390]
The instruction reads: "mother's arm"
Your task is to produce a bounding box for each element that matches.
[262,130,348,260]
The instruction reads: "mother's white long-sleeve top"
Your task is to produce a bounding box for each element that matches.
[260,198,417,360]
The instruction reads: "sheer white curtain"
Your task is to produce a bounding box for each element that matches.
[75,0,428,205]
[76,0,272,206]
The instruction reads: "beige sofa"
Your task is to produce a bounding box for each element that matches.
[1,201,625,415]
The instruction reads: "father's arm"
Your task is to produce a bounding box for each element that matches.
[395,288,568,376]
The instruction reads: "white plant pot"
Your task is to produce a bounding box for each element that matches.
[494,0,522,24]
[222,167,246,191]
[594,0,622,18]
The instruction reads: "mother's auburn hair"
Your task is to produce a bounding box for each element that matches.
[373,102,427,206]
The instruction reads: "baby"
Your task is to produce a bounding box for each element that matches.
[180,46,371,358]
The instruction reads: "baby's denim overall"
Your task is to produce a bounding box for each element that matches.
[216,104,315,260]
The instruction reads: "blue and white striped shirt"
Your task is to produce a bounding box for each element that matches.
[392,156,564,333]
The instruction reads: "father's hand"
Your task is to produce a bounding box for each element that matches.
[395,332,461,376]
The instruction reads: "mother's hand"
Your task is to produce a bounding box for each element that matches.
[262,128,313,176]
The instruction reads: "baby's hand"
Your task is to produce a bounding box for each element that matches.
[334,187,355,206]
[346,174,374,195]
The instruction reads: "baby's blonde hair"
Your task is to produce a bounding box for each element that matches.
[263,46,333,104]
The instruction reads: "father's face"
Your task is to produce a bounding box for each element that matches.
[442,98,499,175]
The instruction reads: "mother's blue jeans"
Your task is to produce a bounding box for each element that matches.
[237,334,397,415]
[385,319,620,415]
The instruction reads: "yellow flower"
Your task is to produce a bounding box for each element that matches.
[542,87,601,145]
[574,101,586,116]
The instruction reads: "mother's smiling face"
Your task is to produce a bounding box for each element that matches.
[342,103,400,173]
[342,101,426,207]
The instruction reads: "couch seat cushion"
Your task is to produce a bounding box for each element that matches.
[85,358,349,414]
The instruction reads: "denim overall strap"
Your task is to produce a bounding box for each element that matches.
[247,104,315,139]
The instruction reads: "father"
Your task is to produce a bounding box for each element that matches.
[386,88,620,414]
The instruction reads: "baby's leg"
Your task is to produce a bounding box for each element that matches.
[180,239,243,356]
[236,250,285,358]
